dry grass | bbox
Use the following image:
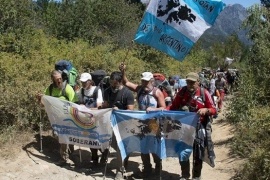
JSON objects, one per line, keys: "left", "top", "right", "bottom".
{"left": 0, "top": 127, "right": 34, "bottom": 159}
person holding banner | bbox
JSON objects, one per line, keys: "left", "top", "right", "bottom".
{"left": 119, "top": 63, "right": 166, "bottom": 178}
{"left": 37, "top": 70, "right": 77, "bottom": 166}
{"left": 102, "top": 71, "right": 135, "bottom": 179}
{"left": 76, "top": 72, "right": 105, "bottom": 166}
{"left": 167, "top": 72, "right": 216, "bottom": 180}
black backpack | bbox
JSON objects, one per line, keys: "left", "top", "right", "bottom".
{"left": 90, "top": 70, "right": 109, "bottom": 98}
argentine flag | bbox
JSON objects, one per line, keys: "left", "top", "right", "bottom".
{"left": 111, "top": 110, "right": 199, "bottom": 161}
{"left": 134, "top": 0, "right": 225, "bottom": 61}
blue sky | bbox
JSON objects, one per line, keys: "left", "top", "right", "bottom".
{"left": 222, "top": 0, "right": 261, "bottom": 7}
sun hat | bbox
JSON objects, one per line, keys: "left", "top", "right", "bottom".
{"left": 186, "top": 72, "right": 199, "bottom": 82}
{"left": 79, "top": 73, "right": 92, "bottom": 82}
{"left": 141, "top": 72, "right": 153, "bottom": 81}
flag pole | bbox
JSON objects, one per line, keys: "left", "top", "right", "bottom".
{"left": 122, "top": 40, "right": 134, "bottom": 63}
{"left": 39, "top": 107, "right": 43, "bottom": 153}
{"left": 103, "top": 137, "right": 112, "bottom": 180}
{"left": 79, "top": 145, "right": 82, "bottom": 163}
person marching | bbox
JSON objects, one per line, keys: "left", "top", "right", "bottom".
{"left": 167, "top": 72, "right": 216, "bottom": 180}
{"left": 215, "top": 73, "right": 227, "bottom": 112}
{"left": 77, "top": 72, "right": 105, "bottom": 166}
{"left": 37, "top": 70, "right": 78, "bottom": 166}
{"left": 119, "top": 62, "right": 166, "bottom": 178}
{"left": 102, "top": 71, "right": 135, "bottom": 179}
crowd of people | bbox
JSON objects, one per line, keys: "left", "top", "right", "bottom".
{"left": 36, "top": 63, "right": 239, "bottom": 180}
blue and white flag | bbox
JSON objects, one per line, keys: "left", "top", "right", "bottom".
{"left": 42, "top": 95, "right": 112, "bottom": 150}
{"left": 134, "top": 0, "right": 225, "bottom": 60}
{"left": 111, "top": 110, "right": 199, "bottom": 161}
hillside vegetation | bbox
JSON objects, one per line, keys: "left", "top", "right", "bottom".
{"left": 0, "top": 0, "right": 269, "bottom": 179}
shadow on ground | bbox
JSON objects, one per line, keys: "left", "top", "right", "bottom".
{"left": 22, "top": 133, "right": 147, "bottom": 179}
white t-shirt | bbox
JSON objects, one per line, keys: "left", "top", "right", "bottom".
{"left": 78, "top": 86, "right": 103, "bottom": 108}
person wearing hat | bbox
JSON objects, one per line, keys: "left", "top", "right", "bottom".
{"left": 77, "top": 72, "right": 105, "bottom": 166}
{"left": 77, "top": 72, "right": 103, "bottom": 108}
{"left": 166, "top": 72, "right": 217, "bottom": 180}
{"left": 119, "top": 62, "right": 166, "bottom": 178}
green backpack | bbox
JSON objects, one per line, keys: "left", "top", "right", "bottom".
{"left": 55, "top": 60, "right": 78, "bottom": 89}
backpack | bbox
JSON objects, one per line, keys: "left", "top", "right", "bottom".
{"left": 200, "top": 76, "right": 210, "bottom": 90}
{"left": 55, "top": 60, "right": 79, "bottom": 89}
{"left": 90, "top": 70, "right": 108, "bottom": 98}
{"left": 153, "top": 73, "right": 172, "bottom": 98}
{"left": 90, "top": 70, "right": 107, "bottom": 86}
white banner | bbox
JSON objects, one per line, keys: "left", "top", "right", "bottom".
{"left": 42, "top": 95, "right": 112, "bottom": 150}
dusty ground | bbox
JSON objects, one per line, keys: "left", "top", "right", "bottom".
{"left": 0, "top": 98, "right": 243, "bottom": 180}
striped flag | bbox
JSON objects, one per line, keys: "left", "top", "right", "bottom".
{"left": 42, "top": 95, "right": 112, "bottom": 150}
{"left": 134, "top": 0, "right": 225, "bottom": 60}
{"left": 111, "top": 110, "right": 199, "bottom": 161}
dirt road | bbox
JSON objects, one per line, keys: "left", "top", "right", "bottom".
{"left": 0, "top": 100, "right": 242, "bottom": 180}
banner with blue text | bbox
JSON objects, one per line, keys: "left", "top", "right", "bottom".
{"left": 42, "top": 95, "right": 112, "bottom": 150}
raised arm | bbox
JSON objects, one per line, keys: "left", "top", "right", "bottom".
{"left": 119, "top": 62, "right": 139, "bottom": 92}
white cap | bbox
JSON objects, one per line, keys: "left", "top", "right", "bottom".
{"left": 141, "top": 72, "right": 153, "bottom": 81}
{"left": 79, "top": 73, "right": 92, "bottom": 82}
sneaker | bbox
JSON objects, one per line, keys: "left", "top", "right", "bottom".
{"left": 192, "top": 177, "right": 201, "bottom": 180}
{"left": 114, "top": 170, "right": 124, "bottom": 180}
{"left": 180, "top": 178, "right": 188, "bottom": 180}
{"left": 55, "top": 158, "right": 74, "bottom": 166}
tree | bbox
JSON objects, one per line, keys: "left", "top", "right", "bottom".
{"left": 261, "top": 0, "right": 270, "bottom": 7}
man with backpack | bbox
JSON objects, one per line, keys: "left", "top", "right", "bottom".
{"left": 166, "top": 72, "right": 216, "bottom": 180}
{"left": 119, "top": 63, "right": 166, "bottom": 178}
{"left": 102, "top": 71, "right": 135, "bottom": 179}
{"left": 76, "top": 72, "right": 105, "bottom": 167}
{"left": 215, "top": 73, "right": 227, "bottom": 112}
{"left": 37, "top": 70, "right": 78, "bottom": 166}
{"left": 153, "top": 73, "right": 173, "bottom": 107}
{"left": 54, "top": 60, "right": 79, "bottom": 91}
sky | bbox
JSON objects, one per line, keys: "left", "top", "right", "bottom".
{"left": 222, "top": 0, "right": 261, "bottom": 8}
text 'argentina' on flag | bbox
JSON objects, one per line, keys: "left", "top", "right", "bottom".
{"left": 134, "top": 0, "right": 225, "bottom": 61}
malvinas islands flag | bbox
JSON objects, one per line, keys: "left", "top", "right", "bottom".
{"left": 134, "top": 0, "right": 225, "bottom": 60}
{"left": 42, "top": 95, "right": 112, "bottom": 150}
{"left": 111, "top": 110, "right": 199, "bottom": 161}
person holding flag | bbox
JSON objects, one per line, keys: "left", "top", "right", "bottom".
{"left": 166, "top": 72, "right": 216, "bottom": 180}
{"left": 102, "top": 71, "right": 135, "bottom": 179}
{"left": 119, "top": 62, "right": 166, "bottom": 178}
